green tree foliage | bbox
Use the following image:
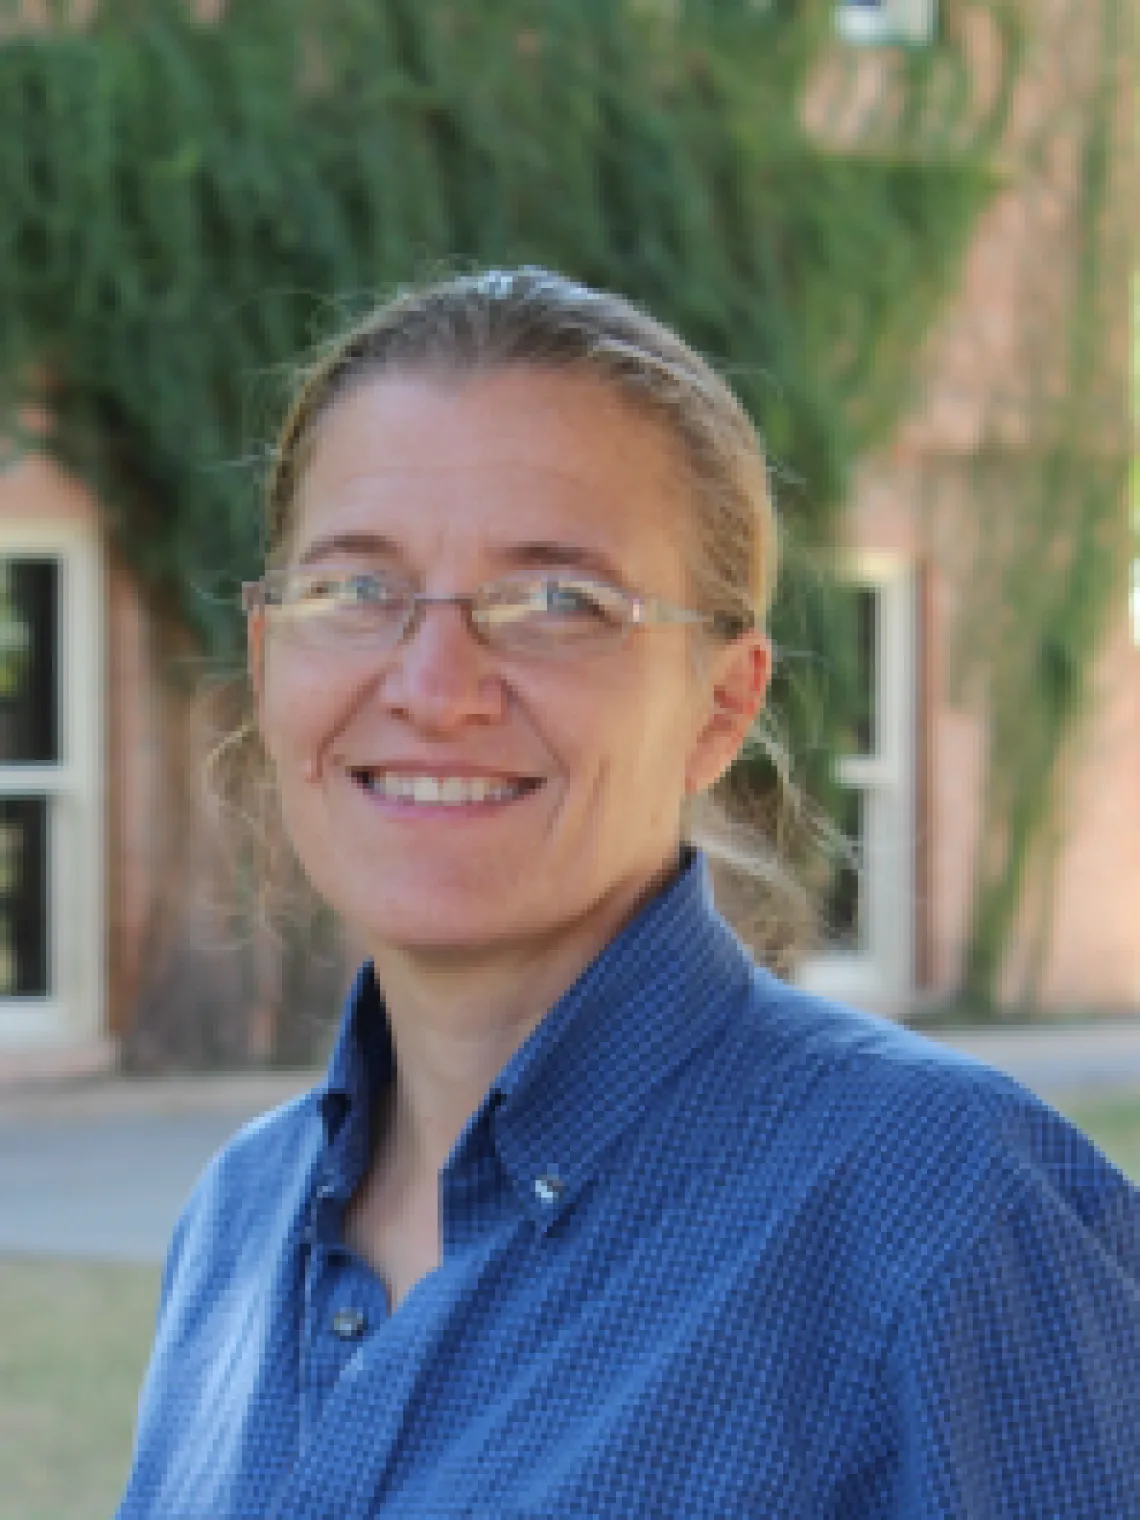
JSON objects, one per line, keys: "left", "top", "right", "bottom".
{"left": 0, "top": 0, "right": 1003, "bottom": 775}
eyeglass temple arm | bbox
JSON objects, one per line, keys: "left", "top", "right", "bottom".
{"left": 634, "top": 598, "right": 754, "bottom": 639}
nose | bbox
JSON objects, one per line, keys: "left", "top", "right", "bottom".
{"left": 379, "top": 599, "right": 506, "bottom": 733}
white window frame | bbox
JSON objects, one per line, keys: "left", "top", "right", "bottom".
{"left": 798, "top": 553, "right": 917, "bottom": 1016}
{"left": 0, "top": 517, "right": 106, "bottom": 1051}
{"left": 836, "top": 0, "right": 937, "bottom": 45}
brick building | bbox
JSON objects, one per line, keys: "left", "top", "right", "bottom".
{"left": 1, "top": 0, "right": 1136, "bottom": 1075}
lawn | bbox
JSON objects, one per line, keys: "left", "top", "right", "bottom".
{"left": 0, "top": 1257, "right": 159, "bottom": 1520}
{"left": 0, "top": 1095, "right": 1136, "bottom": 1520}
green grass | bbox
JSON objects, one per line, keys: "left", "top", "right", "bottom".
{"left": 0, "top": 1095, "right": 1135, "bottom": 1518}
{"left": 0, "top": 1258, "right": 159, "bottom": 1520}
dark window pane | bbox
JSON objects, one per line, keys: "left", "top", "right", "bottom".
{"left": 0, "top": 559, "right": 60, "bottom": 764}
{"left": 836, "top": 585, "right": 878, "bottom": 758}
{"left": 0, "top": 797, "right": 49, "bottom": 996}
{"left": 852, "top": 587, "right": 877, "bottom": 756}
{"left": 823, "top": 788, "right": 865, "bottom": 951}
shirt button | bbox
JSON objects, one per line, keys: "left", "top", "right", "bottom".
{"left": 331, "top": 1307, "right": 367, "bottom": 1341}
{"left": 534, "top": 1172, "right": 564, "bottom": 1205}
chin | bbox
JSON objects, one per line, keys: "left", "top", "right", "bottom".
{"left": 350, "top": 892, "right": 536, "bottom": 953}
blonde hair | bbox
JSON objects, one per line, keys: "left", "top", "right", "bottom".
{"left": 268, "top": 268, "right": 775, "bottom": 611}
{"left": 232, "top": 268, "right": 814, "bottom": 967}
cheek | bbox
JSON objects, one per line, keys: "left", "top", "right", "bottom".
{"left": 574, "top": 677, "right": 703, "bottom": 816}
{"left": 259, "top": 645, "right": 337, "bottom": 767}
{"left": 260, "top": 688, "right": 303, "bottom": 772}
{"left": 626, "top": 656, "right": 708, "bottom": 760}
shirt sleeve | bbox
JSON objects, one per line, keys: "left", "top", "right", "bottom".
{"left": 884, "top": 1116, "right": 1140, "bottom": 1517}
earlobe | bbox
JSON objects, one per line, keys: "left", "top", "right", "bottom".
{"left": 686, "top": 634, "right": 771, "bottom": 794}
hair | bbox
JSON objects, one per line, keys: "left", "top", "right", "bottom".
{"left": 216, "top": 267, "right": 816, "bottom": 972}
{"left": 266, "top": 268, "right": 777, "bottom": 620}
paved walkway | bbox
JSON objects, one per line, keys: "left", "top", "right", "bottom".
{"left": 926, "top": 1022, "right": 1140, "bottom": 1101}
{"left": 0, "top": 1071, "right": 318, "bottom": 1264}
{"left": 2, "top": 1023, "right": 1139, "bottom": 1264}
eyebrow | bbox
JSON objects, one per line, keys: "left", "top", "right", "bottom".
{"left": 493, "top": 541, "right": 630, "bottom": 585}
{"left": 295, "top": 532, "right": 630, "bottom": 585}
{"left": 296, "top": 532, "right": 402, "bottom": 568}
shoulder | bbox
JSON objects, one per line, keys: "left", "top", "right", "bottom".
{"left": 726, "top": 965, "right": 1060, "bottom": 1145}
{"left": 718, "top": 965, "right": 1031, "bottom": 1148}
{"left": 158, "top": 1088, "right": 326, "bottom": 1304}
{"left": 694, "top": 970, "right": 1137, "bottom": 1308}
{"left": 182, "top": 1086, "right": 326, "bottom": 1221}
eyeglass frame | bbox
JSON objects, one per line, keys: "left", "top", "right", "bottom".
{"left": 240, "top": 569, "right": 754, "bottom": 654}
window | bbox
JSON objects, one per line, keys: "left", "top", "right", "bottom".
{"left": 0, "top": 520, "right": 104, "bottom": 1050}
{"left": 0, "top": 560, "right": 58, "bottom": 997}
{"left": 799, "top": 556, "right": 917, "bottom": 1015}
{"left": 837, "top": 0, "right": 938, "bottom": 45}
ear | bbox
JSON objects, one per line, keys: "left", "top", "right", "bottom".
{"left": 685, "top": 632, "right": 771, "bottom": 795}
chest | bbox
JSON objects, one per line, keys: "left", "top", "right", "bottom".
{"left": 120, "top": 1177, "right": 887, "bottom": 1519}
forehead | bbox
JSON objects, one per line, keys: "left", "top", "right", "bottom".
{"left": 289, "top": 368, "right": 693, "bottom": 584}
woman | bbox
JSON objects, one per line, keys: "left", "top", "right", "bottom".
{"left": 118, "top": 269, "right": 1139, "bottom": 1518}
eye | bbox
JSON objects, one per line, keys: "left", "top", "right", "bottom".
{"left": 339, "top": 573, "right": 394, "bottom": 606}
{"left": 298, "top": 575, "right": 342, "bottom": 604}
{"left": 291, "top": 572, "right": 398, "bottom": 606}
{"left": 542, "top": 579, "right": 624, "bottom": 623}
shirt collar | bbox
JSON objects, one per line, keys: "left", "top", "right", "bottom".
{"left": 488, "top": 850, "right": 751, "bottom": 1229}
{"left": 319, "top": 960, "right": 393, "bottom": 1147}
{"left": 317, "top": 851, "right": 753, "bottom": 1228}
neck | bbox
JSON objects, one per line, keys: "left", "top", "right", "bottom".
{"left": 367, "top": 862, "right": 680, "bottom": 1175}
{"left": 368, "top": 936, "right": 588, "bottom": 1176}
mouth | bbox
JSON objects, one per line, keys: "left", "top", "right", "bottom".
{"left": 349, "top": 770, "right": 543, "bottom": 808}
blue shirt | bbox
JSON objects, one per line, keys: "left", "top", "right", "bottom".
{"left": 117, "top": 854, "right": 1140, "bottom": 1518}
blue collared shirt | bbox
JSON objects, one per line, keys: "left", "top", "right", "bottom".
{"left": 117, "top": 854, "right": 1140, "bottom": 1518}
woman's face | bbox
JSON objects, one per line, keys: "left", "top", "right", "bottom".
{"left": 252, "top": 367, "right": 768, "bottom": 970}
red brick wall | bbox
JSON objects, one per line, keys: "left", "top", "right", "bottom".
{"left": 835, "top": 0, "right": 1137, "bottom": 1011}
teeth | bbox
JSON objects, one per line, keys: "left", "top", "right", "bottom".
{"left": 358, "top": 772, "right": 531, "bottom": 806}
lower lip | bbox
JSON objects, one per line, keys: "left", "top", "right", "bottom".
{"left": 352, "top": 777, "right": 542, "bottom": 819}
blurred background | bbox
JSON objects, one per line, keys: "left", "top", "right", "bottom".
{"left": 0, "top": 2, "right": 1135, "bottom": 1515}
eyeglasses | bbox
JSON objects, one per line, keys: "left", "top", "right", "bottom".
{"left": 241, "top": 570, "right": 752, "bottom": 657}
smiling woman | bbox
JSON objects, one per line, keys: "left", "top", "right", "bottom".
{"left": 115, "top": 270, "right": 1140, "bottom": 1520}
